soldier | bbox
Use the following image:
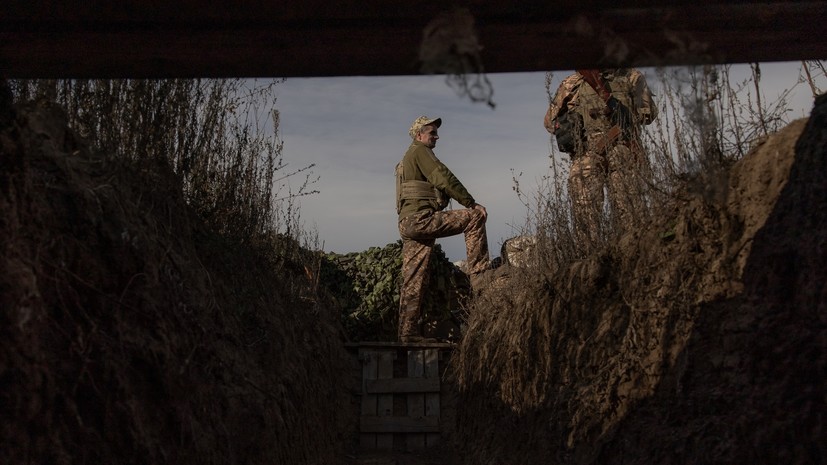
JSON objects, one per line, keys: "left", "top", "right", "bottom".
{"left": 544, "top": 68, "right": 657, "bottom": 246}
{"left": 396, "top": 116, "right": 490, "bottom": 343}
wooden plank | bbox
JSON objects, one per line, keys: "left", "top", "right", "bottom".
{"left": 3, "top": 2, "right": 827, "bottom": 78}
{"left": 346, "top": 341, "right": 456, "bottom": 349}
{"left": 407, "top": 350, "right": 426, "bottom": 450}
{"left": 376, "top": 351, "right": 394, "bottom": 451}
{"left": 424, "top": 349, "right": 440, "bottom": 447}
{"left": 360, "top": 416, "right": 440, "bottom": 434}
{"left": 366, "top": 377, "right": 440, "bottom": 394}
{"left": 359, "top": 350, "right": 378, "bottom": 449}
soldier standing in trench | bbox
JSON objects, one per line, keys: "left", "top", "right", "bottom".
{"left": 544, "top": 68, "right": 658, "bottom": 247}
{"left": 396, "top": 116, "right": 490, "bottom": 343}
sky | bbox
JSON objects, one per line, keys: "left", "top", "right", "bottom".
{"left": 273, "top": 62, "right": 821, "bottom": 262}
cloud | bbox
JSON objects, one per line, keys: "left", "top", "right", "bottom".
{"left": 274, "top": 63, "right": 820, "bottom": 262}
{"left": 275, "top": 72, "right": 554, "bottom": 261}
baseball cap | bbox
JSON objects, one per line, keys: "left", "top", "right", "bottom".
{"left": 409, "top": 116, "right": 442, "bottom": 139}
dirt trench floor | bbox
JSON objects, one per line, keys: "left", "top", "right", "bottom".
{"left": 354, "top": 446, "right": 459, "bottom": 465}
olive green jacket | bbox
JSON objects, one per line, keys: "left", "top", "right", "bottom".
{"left": 397, "top": 140, "right": 475, "bottom": 220}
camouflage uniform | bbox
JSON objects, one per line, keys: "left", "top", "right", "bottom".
{"left": 397, "top": 116, "right": 490, "bottom": 341}
{"left": 544, "top": 69, "right": 657, "bottom": 246}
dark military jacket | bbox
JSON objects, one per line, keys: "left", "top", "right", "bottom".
{"left": 397, "top": 140, "right": 475, "bottom": 220}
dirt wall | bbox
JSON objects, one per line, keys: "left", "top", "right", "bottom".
{"left": 0, "top": 96, "right": 355, "bottom": 464}
{"left": 453, "top": 97, "right": 825, "bottom": 464}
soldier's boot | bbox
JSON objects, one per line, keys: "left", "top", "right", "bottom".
{"left": 399, "top": 325, "right": 437, "bottom": 343}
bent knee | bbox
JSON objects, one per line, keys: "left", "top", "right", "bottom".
{"left": 468, "top": 208, "right": 487, "bottom": 228}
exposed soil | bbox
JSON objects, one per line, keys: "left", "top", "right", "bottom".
{"left": 454, "top": 96, "right": 826, "bottom": 464}
{"left": 2, "top": 84, "right": 824, "bottom": 465}
{"left": 1, "top": 95, "right": 356, "bottom": 464}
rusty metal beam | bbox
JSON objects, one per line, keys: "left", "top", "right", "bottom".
{"left": 1, "top": 1, "right": 825, "bottom": 78}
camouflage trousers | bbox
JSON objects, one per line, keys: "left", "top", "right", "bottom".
{"left": 569, "top": 139, "right": 650, "bottom": 247}
{"left": 397, "top": 208, "right": 489, "bottom": 339}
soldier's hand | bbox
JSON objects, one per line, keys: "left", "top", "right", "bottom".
{"left": 605, "top": 97, "right": 634, "bottom": 139}
{"left": 605, "top": 96, "right": 620, "bottom": 113}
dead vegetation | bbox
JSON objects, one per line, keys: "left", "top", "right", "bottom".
{"left": 2, "top": 60, "right": 826, "bottom": 465}
{"left": 0, "top": 82, "right": 353, "bottom": 464}
{"left": 9, "top": 79, "right": 319, "bottom": 245}
{"left": 453, "top": 63, "right": 826, "bottom": 464}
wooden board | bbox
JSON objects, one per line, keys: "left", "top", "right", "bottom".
{"left": 353, "top": 345, "right": 446, "bottom": 451}
{"left": 360, "top": 416, "right": 440, "bottom": 433}
{"left": 365, "top": 377, "right": 440, "bottom": 394}
{"left": 359, "top": 351, "right": 378, "bottom": 449}
{"left": 407, "top": 350, "right": 426, "bottom": 450}
{"left": 3, "top": 2, "right": 826, "bottom": 77}
{"left": 375, "top": 351, "right": 394, "bottom": 450}
{"left": 424, "top": 349, "right": 440, "bottom": 447}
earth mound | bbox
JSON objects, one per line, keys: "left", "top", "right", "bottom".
{"left": 454, "top": 96, "right": 825, "bottom": 464}
{"left": 4, "top": 83, "right": 825, "bottom": 465}
{"left": 1, "top": 94, "right": 354, "bottom": 464}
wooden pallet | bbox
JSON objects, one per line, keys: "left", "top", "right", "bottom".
{"left": 347, "top": 342, "right": 455, "bottom": 452}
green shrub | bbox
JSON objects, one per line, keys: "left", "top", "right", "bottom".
{"left": 320, "top": 241, "right": 467, "bottom": 341}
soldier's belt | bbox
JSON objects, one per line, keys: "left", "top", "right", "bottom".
{"left": 400, "top": 180, "right": 438, "bottom": 200}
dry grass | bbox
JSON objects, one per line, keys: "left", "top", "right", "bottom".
{"left": 511, "top": 62, "right": 825, "bottom": 268}
{"left": 9, "top": 79, "right": 318, "bottom": 252}
{"left": 0, "top": 94, "right": 352, "bottom": 464}
{"left": 453, "top": 61, "right": 826, "bottom": 465}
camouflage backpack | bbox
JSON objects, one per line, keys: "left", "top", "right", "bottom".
{"left": 554, "top": 105, "right": 586, "bottom": 154}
